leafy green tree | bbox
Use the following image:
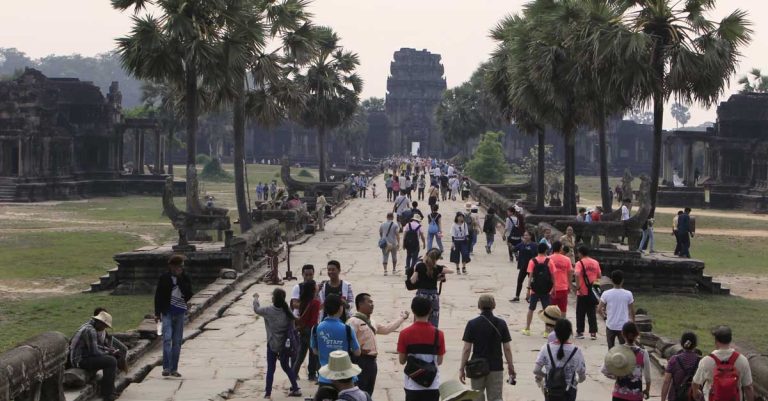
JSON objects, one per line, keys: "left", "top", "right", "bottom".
{"left": 465, "top": 132, "right": 510, "bottom": 184}
{"left": 625, "top": 108, "right": 655, "bottom": 125}
{"left": 297, "top": 27, "right": 362, "bottom": 182}
{"left": 610, "top": 0, "right": 752, "bottom": 215}
{"left": 361, "top": 97, "right": 385, "bottom": 113}
{"left": 670, "top": 103, "right": 691, "bottom": 128}
{"left": 738, "top": 68, "right": 768, "bottom": 93}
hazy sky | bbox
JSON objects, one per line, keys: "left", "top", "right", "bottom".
{"left": 3, "top": 0, "right": 767, "bottom": 128}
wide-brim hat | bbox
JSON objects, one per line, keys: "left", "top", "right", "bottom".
{"left": 604, "top": 345, "right": 637, "bottom": 377}
{"left": 92, "top": 311, "right": 113, "bottom": 328}
{"left": 439, "top": 379, "right": 481, "bottom": 401}
{"left": 538, "top": 305, "right": 563, "bottom": 326}
{"left": 318, "top": 350, "right": 362, "bottom": 380}
{"left": 465, "top": 202, "right": 472, "bottom": 210}
{"left": 412, "top": 214, "right": 423, "bottom": 222}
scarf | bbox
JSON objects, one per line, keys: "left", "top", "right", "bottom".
{"left": 353, "top": 312, "right": 376, "bottom": 334}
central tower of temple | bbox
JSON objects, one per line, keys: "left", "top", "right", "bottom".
{"left": 385, "top": 48, "right": 447, "bottom": 157}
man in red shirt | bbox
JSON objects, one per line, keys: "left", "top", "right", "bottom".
{"left": 573, "top": 246, "right": 602, "bottom": 340}
{"left": 397, "top": 296, "right": 446, "bottom": 401}
{"left": 549, "top": 241, "right": 573, "bottom": 315}
{"left": 523, "top": 243, "right": 556, "bottom": 336}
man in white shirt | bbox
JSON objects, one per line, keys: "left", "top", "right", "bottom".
{"left": 692, "top": 326, "right": 755, "bottom": 401}
{"left": 393, "top": 191, "right": 412, "bottom": 226}
{"left": 598, "top": 270, "right": 635, "bottom": 349}
{"left": 620, "top": 199, "right": 632, "bottom": 244}
{"left": 290, "top": 264, "right": 316, "bottom": 316}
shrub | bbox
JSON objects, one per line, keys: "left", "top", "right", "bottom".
{"left": 465, "top": 131, "right": 510, "bottom": 184}
{"left": 196, "top": 153, "right": 212, "bottom": 165}
{"left": 200, "top": 158, "right": 233, "bottom": 182}
{"left": 298, "top": 169, "right": 314, "bottom": 178}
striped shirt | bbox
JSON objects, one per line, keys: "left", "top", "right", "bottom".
{"left": 169, "top": 276, "right": 188, "bottom": 315}
{"left": 69, "top": 320, "right": 110, "bottom": 367}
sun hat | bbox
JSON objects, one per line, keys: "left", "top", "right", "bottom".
{"left": 439, "top": 379, "right": 481, "bottom": 401}
{"left": 465, "top": 202, "right": 472, "bottom": 210}
{"left": 318, "top": 350, "right": 362, "bottom": 381}
{"left": 538, "top": 305, "right": 562, "bottom": 326}
{"left": 604, "top": 345, "right": 637, "bottom": 377}
{"left": 412, "top": 214, "right": 423, "bottom": 222}
{"left": 92, "top": 311, "right": 113, "bottom": 328}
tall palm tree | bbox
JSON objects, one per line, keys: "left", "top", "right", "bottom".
{"left": 609, "top": 0, "right": 752, "bottom": 215}
{"left": 297, "top": 27, "right": 363, "bottom": 182}
{"left": 113, "top": 0, "right": 229, "bottom": 211}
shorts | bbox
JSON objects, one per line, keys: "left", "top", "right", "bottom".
{"left": 528, "top": 293, "right": 551, "bottom": 311}
{"left": 382, "top": 245, "right": 397, "bottom": 264}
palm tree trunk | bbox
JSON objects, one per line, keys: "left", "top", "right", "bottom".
{"left": 649, "top": 44, "right": 665, "bottom": 218}
{"left": 564, "top": 128, "right": 577, "bottom": 215}
{"left": 537, "top": 130, "right": 546, "bottom": 212}
{"left": 318, "top": 125, "right": 327, "bottom": 182}
{"left": 185, "top": 64, "right": 198, "bottom": 212}
{"left": 598, "top": 117, "right": 611, "bottom": 212}
{"left": 234, "top": 77, "right": 252, "bottom": 233}
{"left": 166, "top": 127, "right": 174, "bottom": 176}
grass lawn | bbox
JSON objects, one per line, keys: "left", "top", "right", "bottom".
{"left": 51, "top": 196, "right": 180, "bottom": 224}
{"left": 0, "top": 293, "right": 153, "bottom": 352}
{"left": 635, "top": 294, "right": 768, "bottom": 353}
{"left": 649, "top": 232, "right": 768, "bottom": 275}
{"left": 0, "top": 231, "right": 146, "bottom": 286}
{"left": 655, "top": 212, "right": 768, "bottom": 231}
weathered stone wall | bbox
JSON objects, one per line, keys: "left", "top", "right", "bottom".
{"left": 9, "top": 176, "right": 185, "bottom": 202}
{"left": 0, "top": 332, "right": 68, "bottom": 401}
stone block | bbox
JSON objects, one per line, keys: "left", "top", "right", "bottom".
{"left": 219, "top": 269, "right": 237, "bottom": 279}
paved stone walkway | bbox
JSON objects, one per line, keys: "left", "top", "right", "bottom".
{"left": 118, "top": 175, "right": 661, "bottom": 401}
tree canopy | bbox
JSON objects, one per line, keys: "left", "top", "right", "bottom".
{"left": 465, "top": 131, "right": 510, "bottom": 184}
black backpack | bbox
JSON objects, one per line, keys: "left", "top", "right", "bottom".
{"left": 545, "top": 344, "right": 578, "bottom": 401}
{"left": 403, "top": 223, "right": 421, "bottom": 250}
{"left": 530, "top": 258, "right": 554, "bottom": 295}
{"left": 672, "top": 354, "right": 700, "bottom": 401}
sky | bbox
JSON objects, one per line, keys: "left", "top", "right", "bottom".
{"left": 2, "top": 0, "right": 767, "bottom": 128}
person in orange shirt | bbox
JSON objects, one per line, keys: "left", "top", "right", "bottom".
{"left": 549, "top": 241, "right": 574, "bottom": 316}
{"left": 573, "top": 246, "right": 602, "bottom": 340}
{"left": 522, "top": 243, "right": 556, "bottom": 336}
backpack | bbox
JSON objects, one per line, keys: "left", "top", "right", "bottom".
{"left": 312, "top": 322, "right": 353, "bottom": 354}
{"left": 530, "top": 258, "right": 554, "bottom": 294}
{"left": 709, "top": 352, "right": 741, "bottom": 401}
{"left": 545, "top": 344, "right": 578, "bottom": 401}
{"left": 671, "top": 354, "right": 700, "bottom": 401}
{"left": 284, "top": 321, "right": 300, "bottom": 361}
{"left": 428, "top": 213, "right": 439, "bottom": 235}
{"left": 404, "top": 223, "right": 421, "bottom": 250}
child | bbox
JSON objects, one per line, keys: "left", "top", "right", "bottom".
{"left": 372, "top": 183, "right": 378, "bottom": 199}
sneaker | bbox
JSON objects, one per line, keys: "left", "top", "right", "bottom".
{"left": 308, "top": 375, "right": 318, "bottom": 382}
{"left": 161, "top": 370, "right": 170, "bottom": 377}
{"left": 170, "top": 371, "right": 182, "bottom": 378}
{"left": 462, "top": 267, "right": 467, "bottom": 274}
{"left": 591, "top": 333, "right": 598, "bottom": 340}
{"left": 575, "top": 333, "right": 585, "bottom": 340}
{"left": 485, "top": 246, "right": 491, "bottom": 254}
{"left": 521, "top": 329, "right": 531, "bottom": 336}
{"left": 383, "top": 270, "right": 388, "bottom": 276}
{"left": 510, "top": 297, "right": 520, "bottom": 302}
{"left": 542, "top": 331, "right": 549, "bottom": 338}
{"left": 288, "top": 389, "right": 302, "bottom": 397}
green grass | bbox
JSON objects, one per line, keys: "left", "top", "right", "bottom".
{"left": 635, "top": 294, "right": 768, "bottom": 353}
{"left": 649, "top": 232, "right": 768, "bottom": 275}
{"left": 655, "top": 212, "right": 768, "bottom": 231}
{"left": 0, "top": 232, "right": 146, "bottom": 284}
{"left": 0, "top": 293, "right": 153, "bottom": 352}
{"left": 52, "top": 196, "right": 178, "bottom": 223}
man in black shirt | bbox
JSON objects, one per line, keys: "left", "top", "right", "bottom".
{"left": 459, "top": 295, "right": 516, "bottom": 401}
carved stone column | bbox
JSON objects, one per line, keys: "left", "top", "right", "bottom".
{"left": 138, "top": 130, "right": 146, "bottom": 175}
{"left": 17, "top": 138, "right": 23, "bottom": 177}
{"left": 133, "top": 130, "right": 140, "bottom": 175}
{"left": 155, "top": 129, "right": 162, "bottom": 175}
{"left": 684, "top": 140, "right": 694, "bottom": 187}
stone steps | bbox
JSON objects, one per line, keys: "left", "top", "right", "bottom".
{"left": 87, "top": 268, "right": 119, "bottom": 293}
{"left": 696, "top": 274, "right": 731, "bottom": 295}
{"left": 0, "top": 184, "right": 17, "bottom": 201}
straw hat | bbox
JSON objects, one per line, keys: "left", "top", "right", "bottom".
{"left": 318, "top": 350, "right": 362, "bottom": 380}
{"left": 412, "top": 214, "right": 423, "bottom": 222}
{"left": 604, "top": 345, "right": 637, "bottom": 377}
{"left": 439, "top": 379, "right": 481, "bottom": 401}
{"left": 538, "top": 305, "right": 562, "bottom": 326}
{"left": 464, "top": 202, "right": 473, "bottom": 210}
{"left": 92, "top": 311, "right": 113, "bottom": 328}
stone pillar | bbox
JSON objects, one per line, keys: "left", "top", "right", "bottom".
{"left": 138, "top": 130, "right": 146, "bottom": 175}
{"left": 117, "top": 129, "right": 124, "bottom": 173}
{"left": 684, "top": 141, "right": 694, "bottom": 187}
{"left": 159, "top": 135, "right": 165, "bottom": 175}
{"left": 133, "top": 130, "right": 140, "bottom": 175}
{"left": 155, "top": 129, "right": 162, "bottom": 175}
{"left": 662, "top": 139, "right": 673, "bottom": 183}
{"left": 17, "top": 138, "right": 23, "bottom": 177}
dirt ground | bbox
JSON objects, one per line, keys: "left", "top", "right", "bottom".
{"left": 715, "top": 275, "right": 768, "bottom": 300}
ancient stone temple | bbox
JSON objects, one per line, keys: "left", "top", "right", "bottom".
{"left": 386, "top": 48, "right": 447, "bottom": 157}
{"left": 658, "top": 92, "right": 768, "bottom": 211}
{"left": 0, "top": 68, "right": 178, "bottom": 201}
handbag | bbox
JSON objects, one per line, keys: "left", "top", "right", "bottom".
{"left": 465, "top": 315, "right": 502, "bottom": 379}
{"left": 449, "top": 247, "right": 460, "bottom": 264}
{"left": 580, "top": 261, "right": 602, "bottom": 305}
{"left": 379, "top": 222, "right": 394, "bottom": 249}
{"left": 404, "top": 329, "right": 440, "bottom": 387}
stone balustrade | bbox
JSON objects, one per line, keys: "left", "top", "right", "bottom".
{"left": 0, "top": 332, "right": 68, "bottom": 401}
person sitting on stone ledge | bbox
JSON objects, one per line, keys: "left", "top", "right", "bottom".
{"left": 69, "top": 311, "right": 121, "bottom": 401}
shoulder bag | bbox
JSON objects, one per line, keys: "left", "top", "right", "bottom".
{"left": 464, "top": 315, "right": 502, "bottom": 379}
{"left": 580, "top": 261, "right": 602, "bottom": 305}
{"left": 379, "top": 222, "right": 394, "bottom": 249}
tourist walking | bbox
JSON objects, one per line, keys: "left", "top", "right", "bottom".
{"left": 392, "top": 175, "right": 401, "bottom": 199}
{"left": 319, "top": 351, "right": 372, "bottom": 401}
{"left": 253, "top": 289, "right": 302, "bottom": 398}
{"left": 408, "top": 248, "right": 447, "bottom": 327}
{"left": 677, "top": 208, "right": 693, "bottom": 258}
{"left": 660, "top": 332, "right": 700, "bottom": 401}
{"left": 394, "top": 190, "right": 412, "bottom": 227}
{"left": 397, "top": 296, "right": 447, "bottom": 401}
{"left": 379, "top": 212, "right": 401, "bottom": 275}
{"left": 599, "top": 270, "right": 635, "bottom": 349}
{"left": 459, "top": 295, "right": 516, "bottom": 401}
{"left": 482, "top": 208, "right": 497, "bottom": 254}
{"left": 154, "top": 254, "right": 193, "bottom": 377}
{"left": 428, "top": 184, "right": 440, "bottom": 208}
{"left": 461, "top": 177, "right": 471, "bottom": 201}
{"left": 673, "top": 210, "right": 683, "bottom": 256}
{"left": 293, "top": 279, "right": 321, "bottom": 381}
{"left": 311, "top": 294, "right": 361, "bottom": 386}
{"left": 319, "top": 260, "right": 354, "bottom": 321}
{"left": 523, "top": 243, "right": 555, "bottom": 336}
{"left": 386, "top": 175, "right": 394, "bottom": 201}
{"left": 504, "top": 207, "right": 524, "bottom": 262}
{"left": 450, "top": 212, "right": 471, "bottom": 275}
{"left": 638, "top": 217, "right": 655, "bottom": 254}
{"left": 466, "top": 205, "right": 479, "bottom": 255}
{"left": 403, "top": 215, "right": 426, "bottom": 270}
{"left": 427, "top": 204, "right": 444, "bottom": 252}
{"left": 450, "top": 176, "right": 460, "bottom": 201}
{"left": 512, "top": 231, "right": 538, "bottom": 302}
{"left": 418, "top": 175, "right": 427, "bottom": 201}
{"left": 316, "top": 191, "right": 328, "bottom": 231}
{"left": 602, "top": 322, "right": 651, "bottom": 401}
{"left": 549, "top": 241, "right": 574, "bottom": 315}
{"left": 69, "top": 311, "right": 120, "bottom": 401}
{"left": 574, "top": 246, "right": 601, "bottom": 340}
{"left": 440, "top": 174, "right": 450, "bottom": 201}
{"left": 411, "top": 201, "right": 425, "bottom": 221}
{"left": 692, "top": 326, "right": 755, "bottom": 401}
{"left": 348, "top": 293, "right": 410, "bottom": 395}
{"left": 534, "top": 319, "right": 586, "bottom": 401}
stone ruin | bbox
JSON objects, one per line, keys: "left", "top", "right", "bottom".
{"left": 0, "top": 68, "right": 183, "bottom": 202}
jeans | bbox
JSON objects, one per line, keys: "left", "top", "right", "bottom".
{"left": 266, "top": 348, "right": 299, "bottom": 396}
{"left": 470, "top": 370, "right": 504, "bottom": 401}
{"left": 427, "top": 233, "right": 443, "bottom": 252}
{"left": 469, "top": 231, "right": 477, "bottom": 254}
{"left": 606, "top": 328, "right": 626, "bottom": 349}
{"left": 417, "top": 289, "right": 440, "bottom": 327}
{"left": 356, "top": 355, "right": 378, "bottom": 395}
{"left": 679, "top": 231, "right": 691, "bottom": 258}
{"left": 406, "top": 248, "right": 420, "bottom": 269}
{"left": 515, "top": 267, "right": 528, "bottom": 298}
{"left": 293, "top": 327, "right": 319, "bottom": 379}
{"left": 576, "top": 296, "right": 598, "bottom": 335}
{"left": 418, "top": 188, "right": 425, "bottom": 200}
{"left": 485, "top": 233, "right": 494, "bottom": 249}
{"left": 673, "top": 231, "right": 681, "bottom": 255}
{"left": 78, "top": 355, "right": 117, "bottom": 400}
{"left": 386, "top": 188, "right": 392, "bottom": 201}
{"left": 162, "top": 313, "right": 185, "bottom": 372}
{"left": 638, "top": 227, "right": 654, "bottom": 252}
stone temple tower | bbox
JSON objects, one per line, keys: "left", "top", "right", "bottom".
{"left": 385, "top": 48, "right": 447, "bottom": 157}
